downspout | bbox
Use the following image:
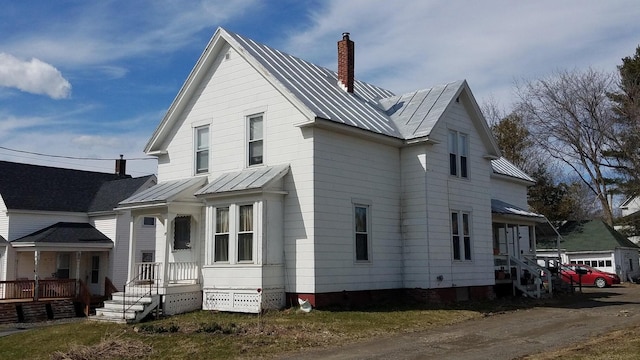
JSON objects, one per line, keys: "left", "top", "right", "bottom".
{"left": 420, "top": 150, "right": 432, "bottom": 289}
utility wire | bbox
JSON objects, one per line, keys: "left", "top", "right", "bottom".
{"left": 0, "top": 146, "right": 155, "bottom": 161}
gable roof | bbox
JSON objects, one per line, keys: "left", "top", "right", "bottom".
{"left": 145, "top": 27, "right": 500, "bottom": 157}
{"left": 538, "top": 220, "right": 639, "bottom": 251}
{"left": 0, "top": 160, "right": 152, "bottom": 213}
{"left": 12, "top": 222, "right": 112, "bottom": 245}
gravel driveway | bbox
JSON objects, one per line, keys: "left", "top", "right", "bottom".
{"left": 280, "top": 283, "right": 640, "bottom": 360}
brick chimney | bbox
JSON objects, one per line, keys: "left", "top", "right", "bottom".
{"left": 115, "top": 154, "right": 126, "bottom": 176}
{"left": 337, "top": 32, "right": 354, "bottom": 93}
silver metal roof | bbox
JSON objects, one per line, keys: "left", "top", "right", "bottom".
{"left": 225, "top": 29, "right": 465, "bottom": 141}
{"left": 491, "top": 157, "right": 535, "bottom": 183}
{"left": 119, "top": 177, "right": 206, "bottom": 206}
{"left": 491, "top": 199, "right": 545, "bottom": 220}
{"left": 380, "top": 81, "right": 464, "bottom": 139}
{"left": 196, "top": 164, "right": 289, "bottom": 196}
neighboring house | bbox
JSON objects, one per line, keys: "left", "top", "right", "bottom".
{"left": 115, "top": 28, "right": 547, "bottom": 317}
{"left": 617, "top": 196, "right": 640, "bottom": 244}
{"left": 0, "top": 159, "right": 156, "bottom": 301}
{"left": 537, "top": 220, "right": 640, "bottom": 282}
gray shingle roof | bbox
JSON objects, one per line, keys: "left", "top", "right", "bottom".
{"left": 12, "top": 222, "right": 112, "bottom": 245}
{"left": 0, "top": 160, "right": 150, "bottom": 212}
{"left": 195, "top": 164, "right": 289, "bottom": 196}
{"left": 88, "top": 175, "right": 155, "bottom": 212}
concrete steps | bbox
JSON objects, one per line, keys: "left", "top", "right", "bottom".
{"left": 90, "top": 291, "right": 160, "bottom": 324}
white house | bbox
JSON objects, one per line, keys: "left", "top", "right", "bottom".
{"left": 114, "top": 28, "right": 546, "bottom": 317}
{"left": 0, "top": 159, "right": 156, "bottom": 319}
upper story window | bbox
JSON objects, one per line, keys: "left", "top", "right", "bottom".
{"left": 248, "top": 114, "right": 263, "bottom": 166}
{"left": 355, "top": 204, "right": 370, "bottom": 262}
{"left": 451, "top": 211, "right": 471, "bottom": 261}
{"left": 143, "top": 217, "right": 155, "bottom": 226}
{"left": 448, "top": 130, "right": 468, "bottom": 178}
{"left": 195, "top": 126, "right": 209, "bottom": 174}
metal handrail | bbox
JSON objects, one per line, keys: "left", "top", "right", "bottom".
{"left": 122, "top": 264, "right": 160, "bottom": 320}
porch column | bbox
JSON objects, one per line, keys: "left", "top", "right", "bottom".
{"left": 75, "top": 251, "right": 81, "bottom": 296}
{"left": 160, "top": 213, "right": 176, "bottom": 287}
{"left": 34, "top": 250, "right": 40, "bottom": 301}
{"left": 127, "top": 214, "right": 139, "bottom": 283}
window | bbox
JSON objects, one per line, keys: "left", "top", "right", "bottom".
{"left": 174, "top": 216, "right": 191, "bottom": 250}
{"left": 248, "top": 114, "right": 263, "bottom": 166}
{"left": 606, "top": 260, "right": 612, "bottom": 267}
{"left": 355, "top": 205, "right": 369, "bottom": 261}
{"left": 141, "top": 252, "right": 154, "bottom": 263}
{"left": 195, "top": 126, "right": 209, "bottom": 174}
{"left": 143, "top": 217, "right": 155, "bottom": 226}
{"left": 449, "top": 130, "right": 468, "bottom": 178}
{"left": 237, "top": 205, "right": 253, "bottom": 261}
{"left": 91, "top": 255, "right": 99, "bottom": 284}
{"left": 56, "top": 253, "right": 70, "bottom": 279}
{"left": 451, "top": 211, "right": 471, "bottom": 260}
{"left": 215, "top": 207, "right": 230, "bottom": 262}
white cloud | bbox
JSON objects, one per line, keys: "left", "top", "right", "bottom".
{"left": 0, "top": 53, "right": 71, "bottom": 99}
{"left": 1, "top": 0, "right": 258, "bottom": 67}
{"left": 283, "top": 0, "right": 640, "bottom": 108}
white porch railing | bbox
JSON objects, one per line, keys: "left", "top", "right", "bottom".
{"left": 168, "top": 262, "right": 199, "bottom": 283}
{"left": 137, "top": 262, "right": 161, "bottom": 282}
{"left": 135, "top": 262, "right": 199, "bottom": 284}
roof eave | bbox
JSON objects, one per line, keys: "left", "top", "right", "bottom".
{"left": 296, "top": 117, "right": 404, "bottom": 147}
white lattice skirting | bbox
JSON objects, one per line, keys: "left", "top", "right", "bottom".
{"left": 203, "top": 288, "right": 285, "bottom": 313}
{"left": 163, "top": 291, "right": 203, "bottom": 315}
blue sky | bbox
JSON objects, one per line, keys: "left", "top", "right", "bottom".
{"left": 1, "top": 0, "right": 639, "bottom": 177}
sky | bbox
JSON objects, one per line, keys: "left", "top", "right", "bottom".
{"left": 1, "top": 0, "right": 639, "bottom": 177}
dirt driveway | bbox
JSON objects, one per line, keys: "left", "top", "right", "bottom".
{"left": 280, "top": 283, "right": 640, "bottom": 360}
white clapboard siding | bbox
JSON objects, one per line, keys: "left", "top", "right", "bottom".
{"left": 159, "top": 44, "right": 315, "bottom": 294}
{"left": 312, "top": 128, "right": 403, "bottom": 292}
{"left": 8, "top": 212, "right": 88, "bottom": 240}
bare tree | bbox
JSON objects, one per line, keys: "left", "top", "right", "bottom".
{"left": 515, "top": 68, "right": 617, "bottom": 225}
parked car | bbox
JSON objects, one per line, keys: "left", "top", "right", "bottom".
{"left": 560, "top": 264, "right": 621, "bottom": 288}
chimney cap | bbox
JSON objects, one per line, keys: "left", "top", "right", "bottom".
{"left": 342, "top": 32, "right": 350, "bottom": 40}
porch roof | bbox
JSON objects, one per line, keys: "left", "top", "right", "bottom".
{"left": 118, "top": 177, "right": 206, "bottom": 209}
{"left": 195, "top": 164, "right": 290, "bottom": 196}
{"left": 0, "top": 235, "right": 7, "bottom": 244}
{"left": 491, "top": 199, "right": 546, "bottom": 222}
{"left": 11, "top": 222, "right": 112, "bottom": 248}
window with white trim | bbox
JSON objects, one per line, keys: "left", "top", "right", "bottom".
{"left": 355, "top": 205, "right": 369, "bottom": 261}
{"left": 451, "top": 211, "right": 471, "bottom": 260}
{"left": 195, "top": 126, "right": 209, "bottom": 174}
{"left": 174, "top": 216, "right": 191, "bottom": 250}
{"left": 214, "top": 207, "right": 230, "bottom": 262}
{"left": 248, "top": 114, "right": 263, "bottom": 166}
{"left": 449, "top": 130, "right": 468, "bottom": 178}
{"left": 237, "top": 205, "right": 254, "bottom": 262}
{"left": 143, "top": 217, "right": 155, "bottom": 226}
